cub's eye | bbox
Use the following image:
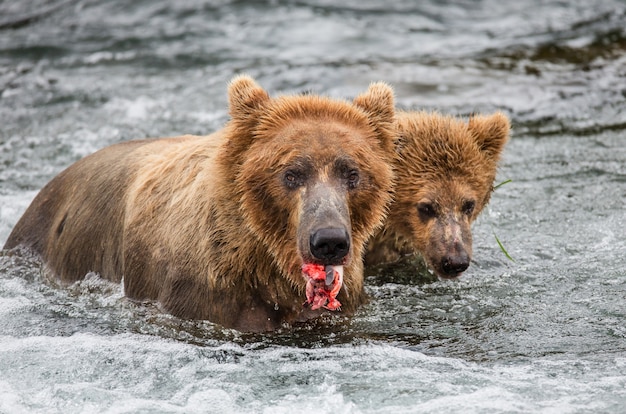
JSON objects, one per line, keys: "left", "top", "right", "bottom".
{"left": 462, "top": 200, "right": 476, "bottom": 216}
{"left": 346, "top": 169, "right": 360, "bottom": 190}
{"left": 417, "top": 202, "right": 436, "bottom": 221}
{"left": 283, "top": 170, "right": 305, "bottom": 190}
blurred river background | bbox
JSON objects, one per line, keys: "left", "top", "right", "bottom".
{"left": 1, "top": 0, "right": 625, "bottom": 412}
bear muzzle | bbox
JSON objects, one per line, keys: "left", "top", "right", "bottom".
{"left": 309, "top": 227, "right": 350, "bottom": 265}
{"left": 427, "top": 213, "right": 473, "bottom": 279}
{"left": 298, "top": 181, "right": 352, "bottom": 267}
{"left": 439, "top": 250, "right": 470, "bottom": 278}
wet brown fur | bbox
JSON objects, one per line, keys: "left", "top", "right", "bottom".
{"left": 4, "top": 75, "right": 396, "bottom": 331}
{"left": 365, "top": 111, "right": 510, "bottom": 278}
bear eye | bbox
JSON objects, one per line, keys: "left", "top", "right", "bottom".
{"left": 462, "top": 200, "right": 476, "bottom": 216}
{"left": 346, "top": 169, "right": 360, "bottom": 190}
{"left": 417, "top": 202, "right": 436, "bottom": 221}
{"left": 283, "top": 170, "right": 305, "bottom": 190}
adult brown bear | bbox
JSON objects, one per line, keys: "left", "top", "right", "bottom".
{"left": 4, "top": 75, "right": 397, "bottom": 332}
{"left": 365, "top": 111, "right": 510, "bottom": 279}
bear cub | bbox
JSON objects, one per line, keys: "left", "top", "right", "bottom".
{"left": 365, "top": 111, "right": 510, "bottom": 280}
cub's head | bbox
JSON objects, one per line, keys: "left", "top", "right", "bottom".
{"left": 390, "top": 111, "right": 510, "bottom": 279}
{"left": 222, "top": 75, "right": 396, "bottom": 293}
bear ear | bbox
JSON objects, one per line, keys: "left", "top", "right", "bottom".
{"left": 228, "top": 75, "right": 270, "bottom": 122}
{"left": 468, "top": 112, "right": 511, "bottom": 162}
{"left": 353, "top": 82, "right": 396, "bottom": 154}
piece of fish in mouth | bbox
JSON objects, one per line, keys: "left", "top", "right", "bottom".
{"left": 301, "top": 263, "right": 344, "bottom": 311}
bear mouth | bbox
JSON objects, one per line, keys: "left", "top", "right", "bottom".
{"left": 428, "top": 265, "right": 464, "bottom": 281}
{"left": 301, "top": 264, "right": 344, "bottom": 311}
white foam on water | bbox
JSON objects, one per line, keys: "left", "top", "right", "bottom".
{"left": 0, "top": 333, "right": 249, "bottom": 413}
{"left": 0, "top": 381, "right": 28, "bottom": 414}
{"left": 0, "top": 300, "right": 625, "bottom": 414}
{"left": 263, "top": 382, "right": 359, "bottom": 414}
{"left": 104, "top": 96, "right": 167, "bottom": 122}
{"left": 0, "top": 191, "right": 38, "bottom": 245}
{"left": 0, "top": 295, "right": 32, "bottom": 317}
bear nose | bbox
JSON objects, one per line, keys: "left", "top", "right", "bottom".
{"left": 310, "top": 228, "right": 350, "bottom": 264}
{"left": 441, "top": 253, "right": 470, "bottom": 276}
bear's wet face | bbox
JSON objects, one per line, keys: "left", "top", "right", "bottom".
{"left": 237, "top": 116, "right": 392, "bottom": 278}
{"left": 413, "top": 189, "right": 475, "bottom": 279}
{"left": 223, "top": 76, "right": 395, "bottom": 324}
{"left": 397, "top": 179, "right": 480, "bottom": 280}
{"left": 365, "top": 111, "right": 510, "bottom": 280}
{"left": 279, "top": 154, "right": 363, "bottom": 266}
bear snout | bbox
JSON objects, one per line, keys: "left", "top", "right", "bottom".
{"left": 440, "top": 251, "right": 470, "bottom": 278}
{"left": 309, "top": 227, "right": 350, "bottom": 264}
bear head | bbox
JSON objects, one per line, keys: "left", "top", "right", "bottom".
{"left": 386, "top": 111, "right": 510, "bottom": 279}
{"left": 219, "top": 75, "right": 396, "bottom": 304}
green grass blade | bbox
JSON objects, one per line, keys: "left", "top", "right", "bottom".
{"left": 493, "top": 179, "right": 512, "bottom": 190}
{"left": 494, "top": 233, "right": 515, "bottom": 262}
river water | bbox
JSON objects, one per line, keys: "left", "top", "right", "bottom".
{"left": 1, "top": 0, "right": 625, "bottom": 413}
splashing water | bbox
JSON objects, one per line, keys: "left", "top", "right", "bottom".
{"left": 1, "top": 0, "right": 626, "bottom": 412}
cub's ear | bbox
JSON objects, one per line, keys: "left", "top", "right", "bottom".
{"left": 353, "top": 82, "right": 396, "bottom": 154}
{"left": 468, "top": 112, "right": 510, "bottom": 162}
{"left": 228, "top": 75, "right": 270, "bottom": 122}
